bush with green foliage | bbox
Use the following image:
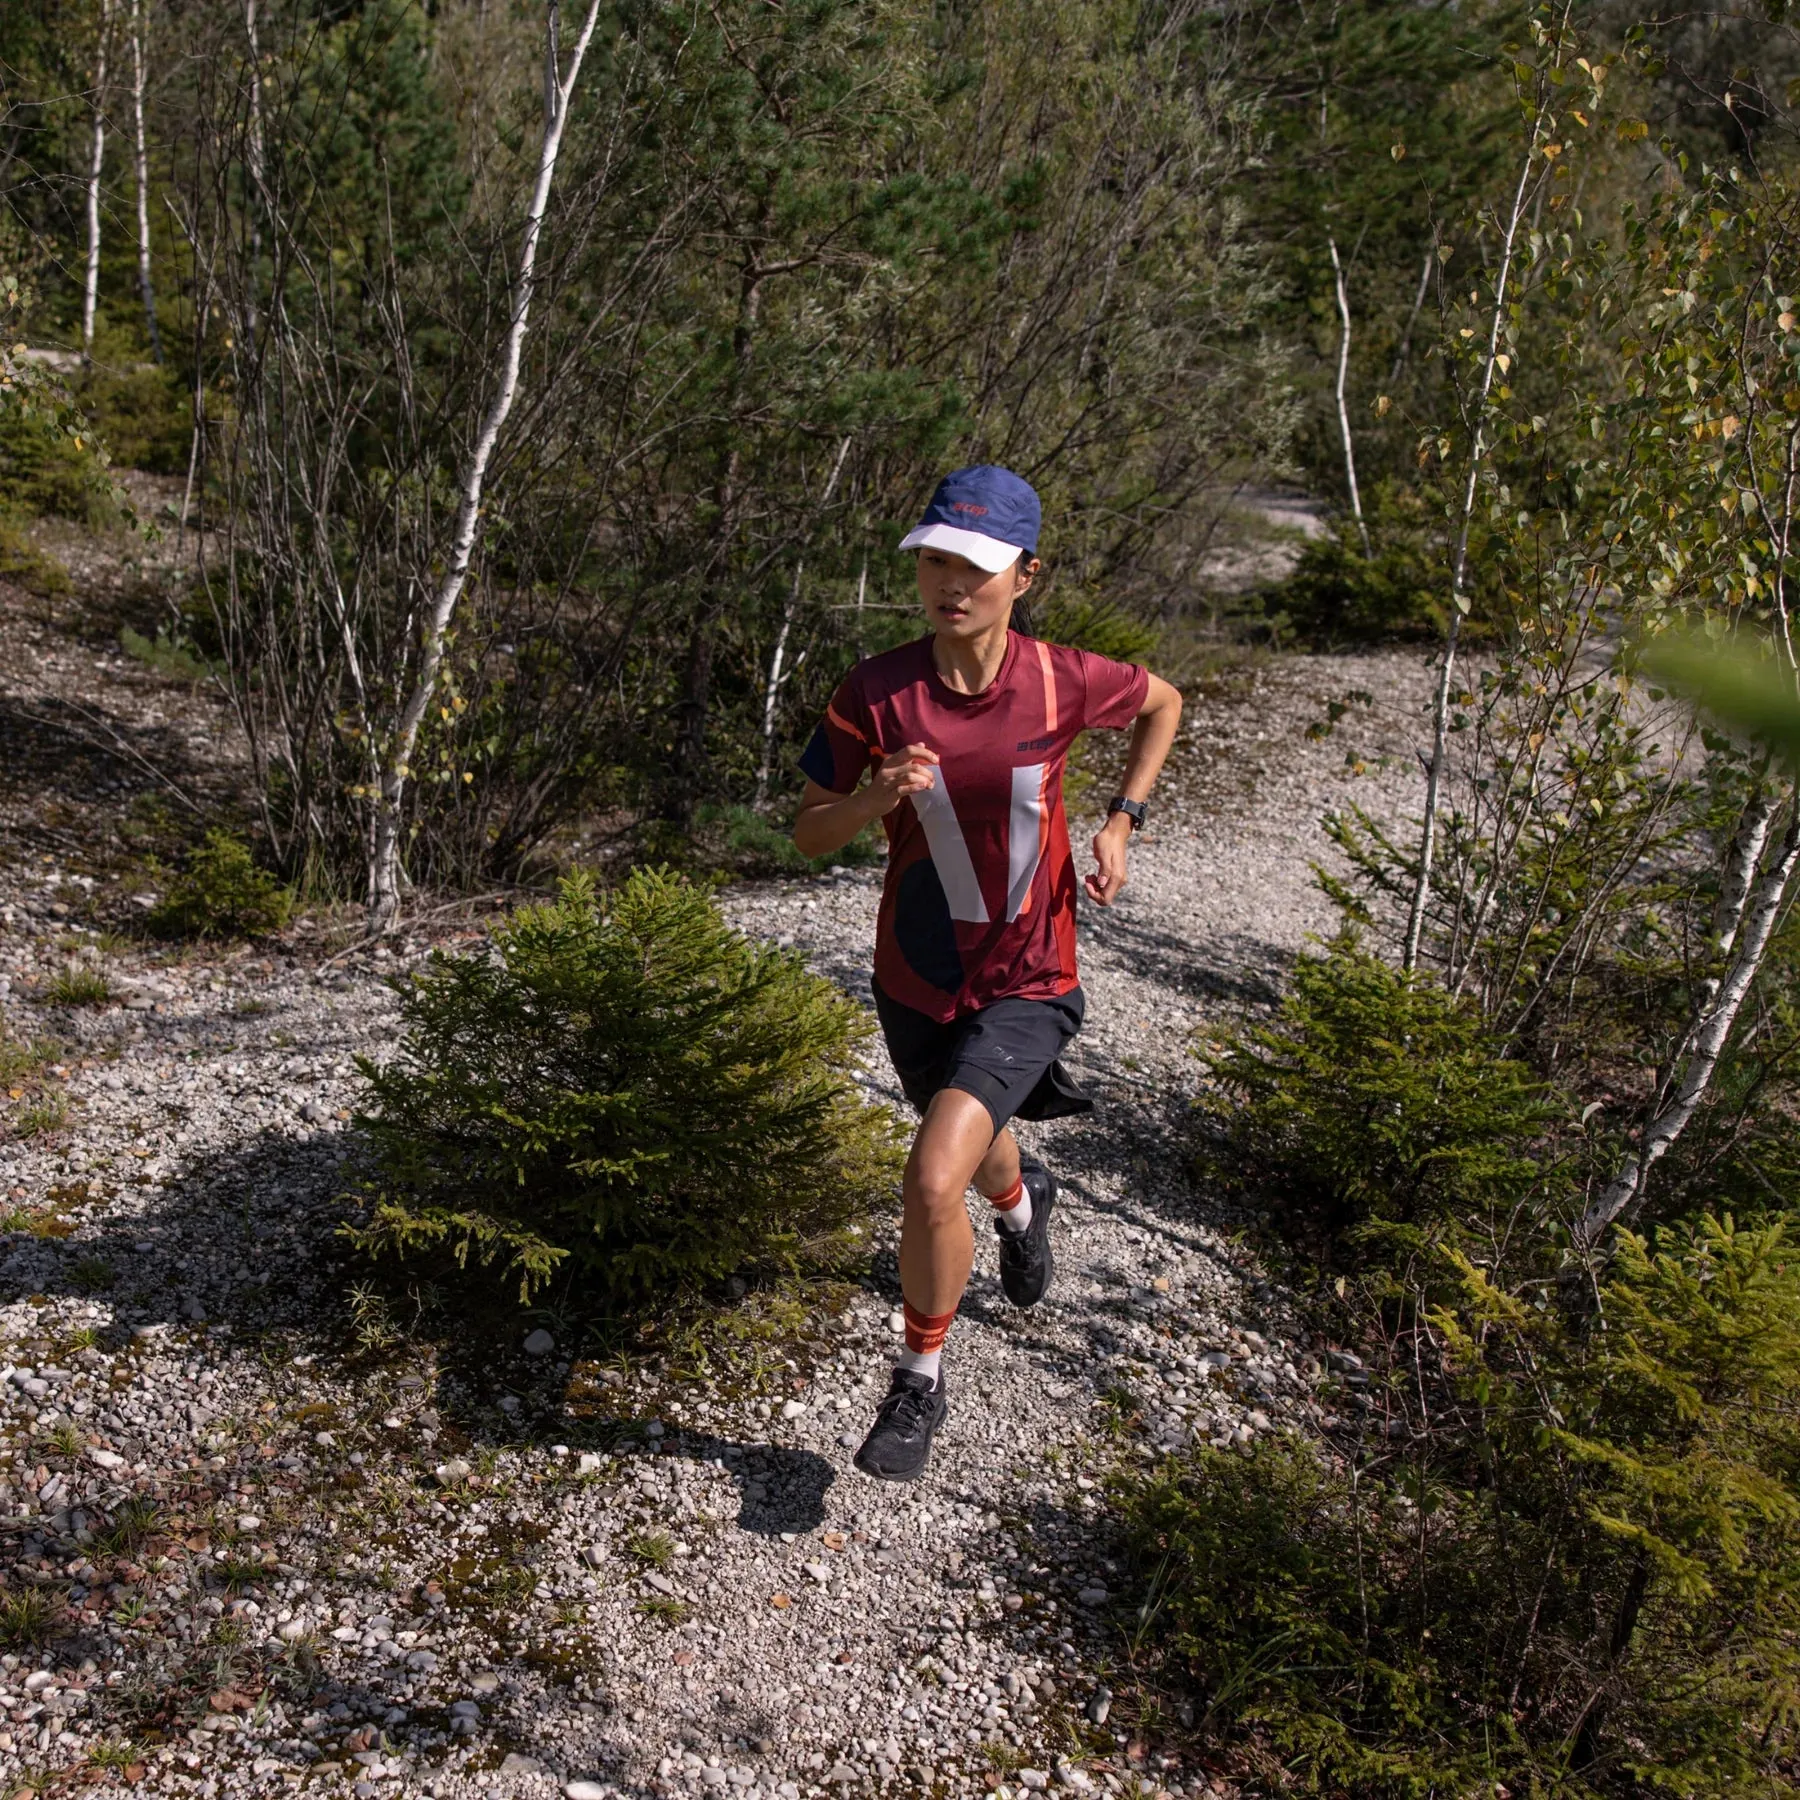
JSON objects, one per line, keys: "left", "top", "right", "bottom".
{"left": 346, "top": 867, "right": 904, "bottom": 1303}
{"left": 1196, "top": 939, "right": 1566, "bottom": 1244}
{"left": 76, "top": 364, "right": 189, "bottom": 475}
{"left": 1121, "top": 1214, "right": 1800, "bottom": 1795}
{"left": 0, "top": 408, "right": 109, "bottom": 522}
{"left": 1036, "top": 594, "right": 1161, "bottom": 666}
{"left": 0, "top": 519, "right": 69, "bottom": 597}
{"left": 691, "top": 803, "right": 885, "bottom": 877}
{"left": 119, "top": 626, "right": 212, "bottom": 683}
{"left": 147, "top": 830, "right": 295, "bottom": 940}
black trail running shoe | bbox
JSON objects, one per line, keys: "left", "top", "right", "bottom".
{"left": 997, "top": 1153, "right": 1057, "bottom": 1309}
{"left": 853, "top": 1368, "right": 948, "bottom": 1482}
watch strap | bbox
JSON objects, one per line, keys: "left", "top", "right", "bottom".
{"left": 1108, "top": 795, "right": 1147, "bottom": 830}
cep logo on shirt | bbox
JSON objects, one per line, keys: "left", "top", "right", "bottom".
{"left": 1016, "top": 733, "right": 1056, "bottom": 752}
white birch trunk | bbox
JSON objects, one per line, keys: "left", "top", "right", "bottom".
{"left": 1712, "top": 789, "right": 1776, "bottom": 959}
{"left": 852, "top": 550, "right": 868, "bottom": 657}
{"left": 129, "top": 0, "right": 161, "bottom": 363}
{"left": 1576, "top": 806, "right": 1800, "bottom": 1247}
{"left": 1402, "top": 140, "right": 1545, "bottom": 972}
{"left": 82, "top": 0, "right": 114, "bottom": 362}
{"left": 242, "top": 0, "right": 266, "bottom": 339}
{"left": 365, "top": 0, "right": 606, "bottom": 933}
{"left": 1328, "top": 236, "right": 1370, "bottom": 557}
{"left": 752, "top": 604, "right": 799, "bottom": 811}
{"left": 752, "top": 434, "right": 851, "bottom": 810}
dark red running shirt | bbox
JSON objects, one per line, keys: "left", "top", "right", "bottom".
{"left": 800, "top": 632, "right": 1148, "bottom": 1022}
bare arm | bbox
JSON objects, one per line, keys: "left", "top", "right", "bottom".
{"left": 792, "top": 742, "right": 941, "bottom": 860}
{"left": 1087, "top": 672, "right": 1182, "bottom": 906}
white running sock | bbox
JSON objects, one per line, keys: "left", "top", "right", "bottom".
{"left": 988, "top": 1174, "right": 1032, "bottom": 1235}
{"left": 896, "top": 1347, "right": 942, "bottom": 1385}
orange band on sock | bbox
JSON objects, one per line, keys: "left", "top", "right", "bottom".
{"left": 902, "top": 1300, "right": 957, "bottom": 1355}
{"left": 984, "top": 1177, "right": 1025, "bottom": 1212}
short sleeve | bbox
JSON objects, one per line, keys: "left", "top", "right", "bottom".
{"left": 1077, "top": 650, "right": 1149, "bottom": 731}
{"left": 798, "top": 675, "right": 878, "bottom": 793}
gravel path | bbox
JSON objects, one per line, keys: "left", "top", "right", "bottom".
{"left": 0, "top": 612, "right": 1433, "bottom": 1800}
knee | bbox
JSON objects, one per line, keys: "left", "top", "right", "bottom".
{"left": 903, "top": 1166, "right": 969, "bottom": 1228}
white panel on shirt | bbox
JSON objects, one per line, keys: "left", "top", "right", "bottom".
{"left": 1006, "top": 763, "right": 1048, "bottom": 922}
{"left": 909, "top": 772, "right": 990, "bottom": 923}
{"left": 906, "top": 764, "right": 1050, "bottom": 927}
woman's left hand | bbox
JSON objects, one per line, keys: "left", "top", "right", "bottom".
{"left": 1086, "top": 816, "right": 1131, "bottom": 906}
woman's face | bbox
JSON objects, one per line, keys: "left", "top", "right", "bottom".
{"left": 916, "top": 547, "right": 1036, "bottom": 640}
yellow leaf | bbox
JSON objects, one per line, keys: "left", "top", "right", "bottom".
{"left": 1617, "top": 118, "right": 1649, "bottom": 142}
{"left": 1374, "top": 394, "right": 1391, "bottom": 417}
{"left": 1495, "top": 354, "right": 1511, "bottom": 373}
{"left": 1390, "top": 143, "right": 1406, "bottom": 161}
{"left": 1781, "top": 312, "right": 1796, "bottom": 331}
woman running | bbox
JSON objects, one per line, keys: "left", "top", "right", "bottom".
{"left": 793, "top": 464, "right": 1183, "bottom": 1482}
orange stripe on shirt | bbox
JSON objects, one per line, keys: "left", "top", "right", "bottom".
{"left": 825, "top": 702, "right": 868, "bottom": 744}
{"left": 1034, "top": 638, "right": 1059, "bottom": 734}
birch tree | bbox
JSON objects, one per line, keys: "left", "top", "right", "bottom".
{"left": 1402, "top": 15, "right": 1582, "bottom": 971}
{"left": 753, "top": 435, "right": 852, "bottom": 811}
{"left": 365, "top": 0, "right": 606, "bottom": 933}
{"left": 1327, "top": 234, "right": 1369, "bottom": 556}
{"left": 128, "top": 0, "right": 161, "bottom": 362}
{"left": 81, "top": 0, "right": 114, "bottom": 361}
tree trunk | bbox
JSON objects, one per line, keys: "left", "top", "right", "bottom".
{"left": 1568, "top": 1546, "right": 1651, "bottom": 1773}
{"left": 753, "top": 434, "right": 851, "bottom": 810}
{"left": 660, "top": 249, "right": 770, "bottom": 829}
{"left": 852, "top": 550, "right": 868, "bottom": 659}
{"left": 128, "top": 0, "right": 161, "bottom": 363}
{"left": 1402, "top": 126, "right": 1550, "bottom": 972}
{"left": 82, "top": 0, "right": 113, "bottom": 362}
{"left": 365, "top": 0, "right": 606, "bottom": 934}
{"left": 1328, "top": 236, "right": 1370, "bottom": 557}
{"left": 1389, "top": 248, "right": 1433, "bottom": 386}
{"left": 753, "top": 601, "right": 799, "bottom": 812}
{"left": 242, "top": 0, "right": 265, "bottom": 340}
{"left": 1576, "top": 803, "right": 1800, "bottom": 1247}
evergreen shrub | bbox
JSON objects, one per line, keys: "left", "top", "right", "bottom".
{"left": 1267, "top": 489, "right": 1501, "bottom": 646}
{"left": 346, "top": 867, "right": 903, "bottom": 1303}
{"left": 1121, "top": 1215, "right": 1800, "bottom": 1794}
{"left": 148, "top": 830, "right": 295, "bottom": 939}
{"left": 0, "top": 519, "right": 69, "bottom": 597}
{"left": 0, "top": 409, "right": 108, "bottom": 522}
{"left": 1197, "top": 939, "right": 1564, "bottom": 1242}
{"left": 694, "top": 802, "right": 885, "bottom": 876}
{"left": 77, "top": 364, "right": 189, "bottom": 475}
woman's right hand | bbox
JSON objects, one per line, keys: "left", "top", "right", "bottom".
{"left": 866, "top": 742, "right": 940, "bottom": 815}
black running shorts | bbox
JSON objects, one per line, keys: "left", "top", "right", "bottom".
{"left": 870, "top": 978, "right": 1093, "bottom": 1137}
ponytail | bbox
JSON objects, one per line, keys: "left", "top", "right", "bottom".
{"left": 1010, "top": 550, "right": 1038, "bottom": 638}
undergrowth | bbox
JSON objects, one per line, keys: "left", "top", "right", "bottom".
{"left": 345, "top": 866, "right": 902, "bottom": 1304}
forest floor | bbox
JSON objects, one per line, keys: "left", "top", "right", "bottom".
{"left": 0, "top": 530, "right": 1434, "bottom": 1800}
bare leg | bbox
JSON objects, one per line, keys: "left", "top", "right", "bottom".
{"left": 897, "top": 1088, "right": 996, "bottom": 1317}
{"left": 974, "top": 1125, "right": 1020, "bottom": 1199}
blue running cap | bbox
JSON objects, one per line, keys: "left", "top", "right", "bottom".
{"left": 898, "top": 465, "right": 1040, "bottom": 573}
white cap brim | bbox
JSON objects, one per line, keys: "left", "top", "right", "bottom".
{"left": 897, "top": 520, "right": 1024, "bottom": 574}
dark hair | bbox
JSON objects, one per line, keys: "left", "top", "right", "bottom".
{"left": 1011, "top": 550, "right": 1038, "bottom": 638}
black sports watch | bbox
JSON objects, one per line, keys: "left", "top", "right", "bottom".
{"left": 1107, "top": 795, "right": 1148, "bottom": 831}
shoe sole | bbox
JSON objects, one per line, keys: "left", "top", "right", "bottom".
{"left": 1003, "top": 1161, "right": 1057, "bottom": 1309}
{"left": 852, "top": 1397, "right": 948, "bottom": 1483}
